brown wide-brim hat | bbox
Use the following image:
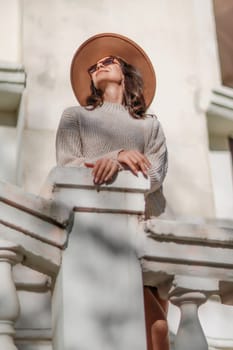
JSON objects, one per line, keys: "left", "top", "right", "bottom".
{"left": 70, "top": 33, "right": 156, "bottom": 108}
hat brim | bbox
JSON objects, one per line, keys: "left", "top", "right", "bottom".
{"left": 70, "top": 33, "right": 156, "bottom": 108}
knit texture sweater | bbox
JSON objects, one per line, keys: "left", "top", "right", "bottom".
{"left": 56, "top": 102, "right": 168, "bottom": 218}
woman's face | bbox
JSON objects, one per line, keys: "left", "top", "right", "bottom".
{"left": 89, "top": 56, "right": 124, "bottom": 90}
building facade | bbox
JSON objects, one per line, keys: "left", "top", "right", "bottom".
{"left": 1, "top": 1, "right": 233, "bottom": 349}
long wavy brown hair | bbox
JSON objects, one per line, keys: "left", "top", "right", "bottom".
{"left": 85, "top": 56, "right": 146, "bottom": 119}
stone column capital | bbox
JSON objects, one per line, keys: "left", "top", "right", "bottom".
{"left": 170, "top": 291, "right": 208, "bottom": 307}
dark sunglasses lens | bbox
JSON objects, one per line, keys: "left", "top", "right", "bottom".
{"left": 88, "top": 57, "right": 115, "bottom": 74}
{"left": 102, "top": 57, "right": 115, "bottom": 66}
{"left": 88, "top": 64, "right": 97, "bottom": 74}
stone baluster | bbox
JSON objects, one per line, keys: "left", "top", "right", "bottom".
{"left": 170, "top": 292, "right": 208, "bottom": 350}
{"left": 0, "top": 240, "right": 22, "bottom": 350}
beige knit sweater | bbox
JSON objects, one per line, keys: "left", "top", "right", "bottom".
{"left": 56, "top": 102, "right": 168, "bottom": 218}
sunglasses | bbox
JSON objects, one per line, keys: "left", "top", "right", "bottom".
{"left": 87, "top": 56, "right": 118, "bottom": 75}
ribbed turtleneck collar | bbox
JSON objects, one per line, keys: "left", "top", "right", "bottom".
{"left": 99, "top": 101, "right": 128, "bottom": 113}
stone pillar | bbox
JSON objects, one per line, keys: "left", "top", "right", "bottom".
{"left": 50, "top": 167, "right": 150, "bottom": 350}
{"left": 0, "top": 240, "right": 22, "bottom": 350}
{"left": 170, "top": 292, "right": 208, "bottom": 350}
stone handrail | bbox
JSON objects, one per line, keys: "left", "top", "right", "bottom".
{"left": 0, "top": 179, "right": 73, "bottom": 349}
{"left": 141, "top": 218, "right": 233, "bottom": 350}
{"left": 1, "top": 167, "right": 233, "bottom": 350}
{"left": 46, "top": 167, "right": 233, "bottom": 350}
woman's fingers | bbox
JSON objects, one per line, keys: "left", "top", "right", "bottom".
{"left": 84, "top": 162, "right": 95, "bottom": 168}
{"left": 131, "top": 151, "right": 151, "bottom": 169}
{"left": 104, "top": 163, "right": 119, "bottom": 182}
{"left": 123, "top": 156, "right": 139, "bottom": 176}
{"left": 139, "top": 152, "right": 151, "bottom": 167}
{"left": 118, "top": 150, "right": 151, "bottom": 167}
{"left": 92, "top": 159, "right": 119, "bottom": 184}
{"left": 98, "top": 161, "right": 113, "bottom": 183}
{"left": 129, "top": 154, "right": 149, "bottom": 176}
{"left": 118, "top": 150, "right": 151, "bottom": 176}
{"left": 137, "top": 161, "right": 148, "bottom": 177}
{"left": 92, "top": 159, "right": 108, "bottom": 183}
{"left": 87, "top": 150, "right": 150, "bottom": 184}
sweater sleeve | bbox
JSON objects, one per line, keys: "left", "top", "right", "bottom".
{"left": 144, "top": 115, "right": 168, "bottom": 194}
{"left": 56, "top": 107, "right": 86, "bottom": 166}
{"left": 56, "top": 107, "right": 123, "bottom": 167}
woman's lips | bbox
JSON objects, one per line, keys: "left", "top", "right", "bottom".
{"left": 96, "top": 69, "right": 109, "bottom": 75}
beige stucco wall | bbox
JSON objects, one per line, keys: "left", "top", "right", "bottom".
{"left": 20, "top": 0, "right": 221, "bottom": 217}
{"left": 0, "top": 0, "right": 22, "bottom": 63}
{"left": 0, "top": 0, "right": 23, "bottom": 184}
{"left": 209, "top": 151, "right": 233, "bottom": 219}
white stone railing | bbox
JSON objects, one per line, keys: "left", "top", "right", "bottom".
{"left": 46, "top": 166, "right": 150, "bottom": 350}
{"left": 142, "top": 218, "right": 233, "bottom": 350}
{"left": 0, "top": 180, "right": 73, "bottom": 349}
{"left": 1, "top": 167, "right": 233, "bottom": 350}
{"left": 0, "top": 240, "right": 22, "bottom": 350}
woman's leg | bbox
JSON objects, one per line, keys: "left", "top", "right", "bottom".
{"left": 144, "top": 286, "right": 170, "bottom": 350}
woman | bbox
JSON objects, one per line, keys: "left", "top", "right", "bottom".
{"left": 56, "top": 33, "right": 169, "bottom": 350}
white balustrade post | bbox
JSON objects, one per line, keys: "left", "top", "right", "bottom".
{"left": 170, "top": 292, "right": 208, "bottom": 350}
{"left": 0, "top": 241, "right": 22, "bottom": 350}
{"left": 49, "top": 167, "right": 150, "bottom": 350}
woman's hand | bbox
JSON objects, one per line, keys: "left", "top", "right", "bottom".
{"left": 85, "top": 158, "right": 119, "bottom": 185}
{"left": 117, "top": 150, "right": 151, "bottom": 176}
